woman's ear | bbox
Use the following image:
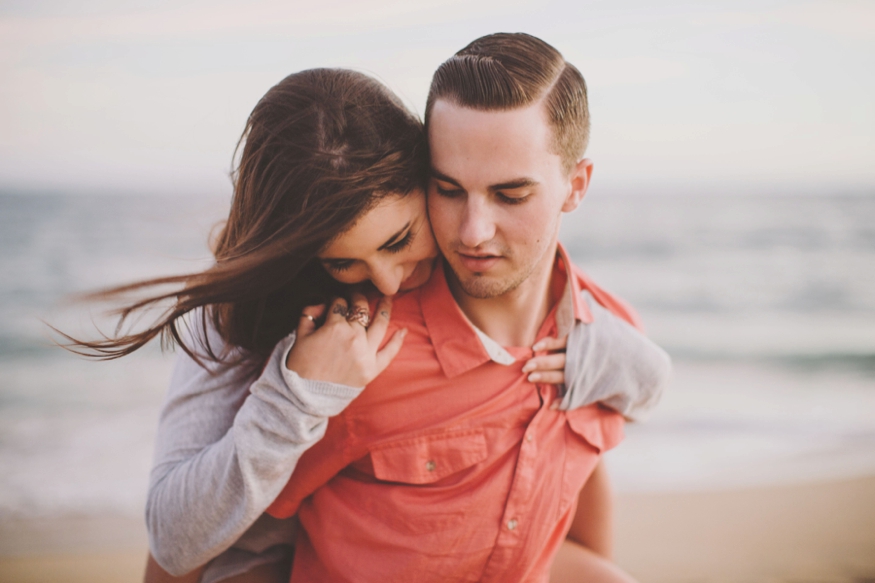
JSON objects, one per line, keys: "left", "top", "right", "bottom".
{"left": 562, "top": 158, "right": 593, "bottom": 213}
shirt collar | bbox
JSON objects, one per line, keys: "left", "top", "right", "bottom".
{"left": 420, "top": 243, "right": 592, "bottom": 379}
{"left": 555, "top": 242, "right": 593, "bottom": 333}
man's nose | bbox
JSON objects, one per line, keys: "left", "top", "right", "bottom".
{"left": 370, "top": 262, "right": 404, "bottom": 295}
{"left": 458, "top": 196, "right": 495, "bottom": 248}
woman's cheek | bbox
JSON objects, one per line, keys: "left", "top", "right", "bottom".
{"left": 331, "top": 268, "right": 367, "bottom": 286}
{"left": 418, "top": 224, "right": 440, "bottom": 261}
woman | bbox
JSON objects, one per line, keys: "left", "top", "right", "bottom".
{"left": 68, "top": 68, "right": 662, "bottom": 583}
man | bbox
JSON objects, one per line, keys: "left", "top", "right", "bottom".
{"left": 263, "top": 33, "right": 663, "bottom": 582}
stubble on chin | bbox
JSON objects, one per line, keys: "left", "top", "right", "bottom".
{"left": 449, "top": 259, "right": 535, "bottom": 300}
{"left": 441, "top": 239, "right": 536, "bottom": 299}
{"left": 454, "top": 274, "right": 515, "bottom": 299}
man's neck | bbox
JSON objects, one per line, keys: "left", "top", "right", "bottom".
{"left": 446, "top": 242, "right": 560, "bottom": 348}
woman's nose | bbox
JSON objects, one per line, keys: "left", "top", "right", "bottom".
{"left": 370, "top": 262, "right": 404, "bottom": 295}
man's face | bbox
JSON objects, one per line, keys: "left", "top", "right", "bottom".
{"left": 427, "top": 99, "right": 591, "bottom": 300}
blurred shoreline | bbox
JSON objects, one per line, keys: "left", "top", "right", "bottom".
{"left": 2, "top": 475, "right": 873, "bottom": 582}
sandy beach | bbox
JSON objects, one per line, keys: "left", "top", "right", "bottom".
{"left": 1, "top": 475, "right": 873, "bottom": 583}
{"left": 615, "top": 476, "right": 875, "bottom": 583}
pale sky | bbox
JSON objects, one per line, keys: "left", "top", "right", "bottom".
{"left": 1, "top": 0, "right": 873, "bottom": 197}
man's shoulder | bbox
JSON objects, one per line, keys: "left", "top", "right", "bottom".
{"left": 568, "top": 262, "right": 644, "bottom": 332}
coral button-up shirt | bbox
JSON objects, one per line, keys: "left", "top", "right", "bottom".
{"left": 267, "top": 244, "right": 638, "bottom": 583}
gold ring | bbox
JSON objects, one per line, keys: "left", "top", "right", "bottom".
{"left": 346, "top": 306, "right": 370, "bottom": 328}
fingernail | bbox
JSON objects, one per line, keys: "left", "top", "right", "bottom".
{"left": 532, "top": 342, "right": 544, "bottom": 351}
{"left": 528, "top": 373, "right": 540, "bottom": 382}
{"left": 521, "top": 362, "right": 533, "bottom": 373}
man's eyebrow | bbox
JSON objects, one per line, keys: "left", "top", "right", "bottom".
{"left": 377, "top": 221, "right": 412, "bottom": 251}
{"left": 431, "top": 168, "right": 539, "bottom": 192}
{"left": 488, "top": 178, "right": 539, "bottom": 191}
{"left": 430, "top": 168, "right": 461, "bottom": 187}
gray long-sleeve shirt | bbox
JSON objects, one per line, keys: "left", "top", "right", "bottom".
{"left": 148, "top": 291, "right": 671, "bottom": 578}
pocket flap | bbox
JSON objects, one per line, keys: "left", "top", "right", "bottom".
{"left": 566, "top": 405, "right": 625, "bottom": 453}
{"left": 370, "top": 428, "right": 488, "bottom": 484}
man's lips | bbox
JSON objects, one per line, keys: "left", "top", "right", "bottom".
{"left": 457, "top": 252, "right": 501, "bottom": 273}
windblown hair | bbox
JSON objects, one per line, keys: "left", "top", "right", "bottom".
{"left": 63, "top": 68, "right": 427, "bottom": 363}
{"left": 425, "top": 32, "right": 589, "bottom": 171}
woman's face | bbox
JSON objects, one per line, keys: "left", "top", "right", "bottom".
{"left": 318, "top": 190, "right": 439, "bottom": 295}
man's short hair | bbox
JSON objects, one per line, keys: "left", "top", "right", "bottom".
{"left": 425, "top": 32, "right": 590, "bottom": 172}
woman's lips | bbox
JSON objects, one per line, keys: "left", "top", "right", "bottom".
{"left": 457, "top": 253, "right": 501, "bottom": 273}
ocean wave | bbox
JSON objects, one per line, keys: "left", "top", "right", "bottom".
{"left": 666, "top": 351, "right": 875, "bottom": 374}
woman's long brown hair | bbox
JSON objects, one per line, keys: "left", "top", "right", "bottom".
{"left": 61, "top": 68, "right": 427, "bottom": 365}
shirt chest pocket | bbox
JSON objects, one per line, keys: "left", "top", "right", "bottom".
{"left": 360, "top": 429, "right": 490, "bottom": 538}
{"left": 369, "top": 428, "right": 488, "bottom": 485}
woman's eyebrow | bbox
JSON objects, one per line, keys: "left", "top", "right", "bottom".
{"left": 377, "top": 221, "right": 412, "bottom": 250}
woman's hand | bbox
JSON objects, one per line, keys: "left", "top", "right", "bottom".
{"left": 285, "top": 293, "right": 407, "bottom": 387}
{"left": 522, "top": 335, "right": 568, "bottom": 385}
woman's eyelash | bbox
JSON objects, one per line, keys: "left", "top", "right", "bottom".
{"left": 386, "top": 230, "right": 414, "bottom": 254}
{"left": 324, "top": 228, "right": 414, "bottom": 271}
{"left": 325, "top": 260, "right": 353, "bottom": 272}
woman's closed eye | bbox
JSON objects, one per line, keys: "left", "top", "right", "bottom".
{"left": 323, "top": 259, "right": 354, "bottom": 272}
{"left": 385, "top": 229, "right": 414, "bottom": 254}
{"left": 322, "top": 229, "right": 414, "bottom": 273}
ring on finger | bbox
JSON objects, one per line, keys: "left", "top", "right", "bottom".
{"left": 331, "top": 303, "right": 350, "bottom": 319}
{"left": 346, "top": 306, "right": 370, "bottom": 328}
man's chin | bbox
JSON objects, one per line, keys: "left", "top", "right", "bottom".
{"left": 444, "top": 256, "right": 534, "bottom": 300}
{"left": 452, "top": 273, "right": 515, "bottom": 299}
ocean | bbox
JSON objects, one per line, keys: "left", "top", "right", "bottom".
{"left": 1, "top": 192, "right": 874, "bottom": 519}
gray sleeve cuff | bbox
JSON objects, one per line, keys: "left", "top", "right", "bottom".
{"left": 276, "top": 332, "right": 364, "bottom": 411}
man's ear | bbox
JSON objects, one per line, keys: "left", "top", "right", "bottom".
{"left": 562, "top": 158, "right": 593, "bottom": 213}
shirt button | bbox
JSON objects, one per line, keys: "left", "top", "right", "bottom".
{"left": 525, "top": 434, "right": 533, "bottom": 442}
{"left": 507, "top": 519, "right": 518, "bottom": 531}
{"left": 425, "top": 460, "right": 436, "bottom": 472}
{"left": 550, "top": 399, "right": 560, "bottom": 411}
